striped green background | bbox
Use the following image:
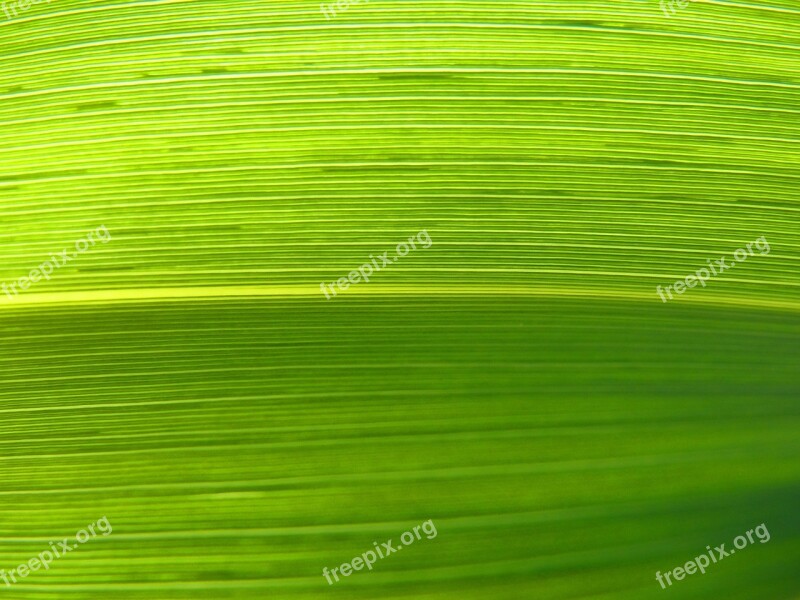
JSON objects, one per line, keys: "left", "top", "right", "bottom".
{"left": 0, "top": 1, "right": 798, "bottom": 598}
